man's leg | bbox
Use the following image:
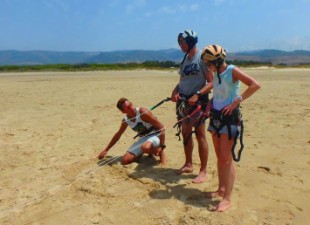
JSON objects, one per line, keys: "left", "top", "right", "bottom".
{"left": 141, "top": 137, "right": 166, "bottom": 165}
{"left": 121, "top": 152, "right": 137, "bottom": 165}
{"left": 177, "top": 123, "right": 194, "bottom": 174}
{"left": 192, "top": 123, "right": 208, "bottom": 183}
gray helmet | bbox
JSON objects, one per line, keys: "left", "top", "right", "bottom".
{"left": 178, "top": 29, "right": 198, "bottom": 65}
{"left": 178, "top": 29, "right": 198, "bottom": 50}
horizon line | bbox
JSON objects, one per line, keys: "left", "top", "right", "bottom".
{"left": 1, "top": 48, "right": 310, "bottom": 53}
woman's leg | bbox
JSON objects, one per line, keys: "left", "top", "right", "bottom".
{"left": 213, "top": 134, "right": 235, "bottom": 212}
{"left": 206, "top": 132, "right": 225, "bottom": 198}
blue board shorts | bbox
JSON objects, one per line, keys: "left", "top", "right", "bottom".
{"left": 127, "top": 134, "right": 160, "bottom": 156}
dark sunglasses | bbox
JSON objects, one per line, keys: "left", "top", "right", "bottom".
{"left": 178, "top": 38, "right": 187, "bottom": 45}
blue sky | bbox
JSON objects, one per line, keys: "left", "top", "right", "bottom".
{"left": 1, "top": 0, "right": 309, "bottom": 52}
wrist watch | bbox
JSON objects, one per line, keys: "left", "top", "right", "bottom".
{"left": 195, "top": 90, "right": 202, "bottom": 96}
{"left": 236, "top": 95, "right": 243, "bottom": 102}
{"left": 160, "top": 144, "right": 166, "bottom": 149}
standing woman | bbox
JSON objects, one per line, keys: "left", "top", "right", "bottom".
{"left": 201, "top": 45, "right": 261, "bottom": 212}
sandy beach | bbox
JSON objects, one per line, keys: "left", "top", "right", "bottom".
{"left": 0, "top": 68, "right": 309, "bottom": 225}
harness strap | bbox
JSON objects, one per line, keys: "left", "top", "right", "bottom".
{"left": 210, "top": 118, "right": 225, "bottom": 138}
{"left": 174, "top": 116, "right": 182, "bottom": 141}
{"left": 210, "top": 108, "right": 245, "bottom": 162}
{"left": 133, "top": 127, "right": 158, "bottom": 139}
{"left": 231, "top": 120, "right": 244, "bottom": 162}
{"left": 183, "top": 130, "right": 196, "bottom": 146}
{"left": 132, "top": 97, "right": 171, "bottom": 140}
{"left": 175, "top": 104, "right": 207, "bottom": 146}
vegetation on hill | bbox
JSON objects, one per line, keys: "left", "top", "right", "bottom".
{"left": 1, "top": 49, "right": 310, "bottom": 67}
{"left": 0, "top": 60, "right": 309, "bottom": 72}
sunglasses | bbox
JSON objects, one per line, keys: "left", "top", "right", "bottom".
{"left": 178, "top": 38, "right": 187, "bottom": 45}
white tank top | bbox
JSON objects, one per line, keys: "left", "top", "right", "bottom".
{"left": 124, "top": 108, "right": 153, "bottom": 134}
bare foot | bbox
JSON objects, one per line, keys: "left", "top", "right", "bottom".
{"left": 176, "top": 165, "right": 194, "bottom": 174}
{"left": 205, "top": 190, "right": 224, "bottom": 199}
{"left": 211, "top": 199, "right": 232, "bottom": 212}
{"left": 192, "top": 171, "right": 207, "bottom": 183}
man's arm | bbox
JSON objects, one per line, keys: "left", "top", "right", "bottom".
{"left": 140, "top": 108, "right": 165, "bottom": 147}
{"left": 188, "top": 69, "right": 213, "bottom": 105}
{"left": 98, "top": 120, "right": 128, "bottom": 159}
{"left": 200, "top": 68, "right": 213, "bottom": 95}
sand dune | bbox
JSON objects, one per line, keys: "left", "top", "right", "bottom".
{"left": 0, "top": 68, "right": 309, "bottom": 225}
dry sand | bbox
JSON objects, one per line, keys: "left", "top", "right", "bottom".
{"left": 0, "top": 68, "right": 309, "bottom": 225}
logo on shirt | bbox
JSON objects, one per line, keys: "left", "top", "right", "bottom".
{"left": 182, "top": 63, "right": 200, "bottom": 76}
{"left": 133, "top": 122, "right": 148, "bottom": 134}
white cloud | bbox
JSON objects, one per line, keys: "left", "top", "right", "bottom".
{"left": 42, "top": 0, "right": 68, "bottom": 11}
{"left": 189, "top": 4, "right": 200, "bottom": 11}
{"left": 213, "top": 0, "right": 225, "bottom": 6}
{"left": 157, "top": 3, "right": 200, "bottom": 15}
{"left": 159, "top": 6, "right": 176, "bottom": 14}
{"left": 126, "top": 0, "right": 147, "bottom": 14}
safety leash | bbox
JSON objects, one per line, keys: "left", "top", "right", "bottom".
{"left": 149, "top": 97, "right": 171, "bottom": 110}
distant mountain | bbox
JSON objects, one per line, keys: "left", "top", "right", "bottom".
{"left": 228, "top": 49, "right": 310, "bottom": 65}
{"left": 88, "top": 49, "right": 182, "bottom": 64}
{"left": 0, "top": 50, "right": 99, "bottom": 66}
{"left": 1, "top": 49, "right": 310, "bottom": 66}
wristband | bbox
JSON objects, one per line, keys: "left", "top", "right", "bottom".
{"left": 195, "top": 90, "right": 202, "bottom": 97}
{"left": 236, "top": 95, "right": 243, "bottom": 102}
{"left": 159, "top": 144, "right": 166, "bottom": 149}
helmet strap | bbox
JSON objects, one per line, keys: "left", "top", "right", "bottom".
{"left": 180, "top": 45, "right": 195, "bottom": 65}
{"left": 217, "top": 68, "right": 221, "bottom": 84}
{"left": 180, "top": 52, "right": 188, "bottom": 65}
{"left": 215, "top": 59, "right": 224, "bottom": 84}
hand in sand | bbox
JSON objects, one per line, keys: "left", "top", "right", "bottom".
{"left": 98, "top": 149, "right": 108, "bottom": 160}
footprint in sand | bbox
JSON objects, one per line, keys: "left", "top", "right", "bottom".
{"left": 257, "top": 166, "right": 271, "bottom": 173}
{"left": 49, "top": 156, "right": 58, "bottom": 163}
{"left": 3, "top": 133, "right": 15, "bottom": 142}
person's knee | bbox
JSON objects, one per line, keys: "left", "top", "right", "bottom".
{"left": 195, "top": 127, "right": 206, "bottom": 139}
{"left": 218, "top": 157, "right": 232, "bottom": 166}
{"left": 141, "top": 142, "right": 152, "bottom": 153}
{"left": 182, "top": 129, "right": 191, "bottom": 138}
{"left": 121, "top": 153, "right": 135, "bottom": 165}
{"left": 196, "top": 126, "right": 206, "bottom": 134}
{"left": 121, "top": 158, "right": 131, "bottom": 165}
{"left": 140, "top": 144, "right": 147, "bottom": 153}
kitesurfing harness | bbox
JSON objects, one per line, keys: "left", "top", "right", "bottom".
{"left": 209, "top": 106, "right": 245, "bottom": 162}
{"left": 174, "top": 94, "right": 209, "bottom": 146}
{"left": 133, "top": 97, "right": 171, "bottom": 139}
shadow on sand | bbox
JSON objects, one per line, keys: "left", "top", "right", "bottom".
{"left": 127, "top": 155, "right": 218, "bottom": 210}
